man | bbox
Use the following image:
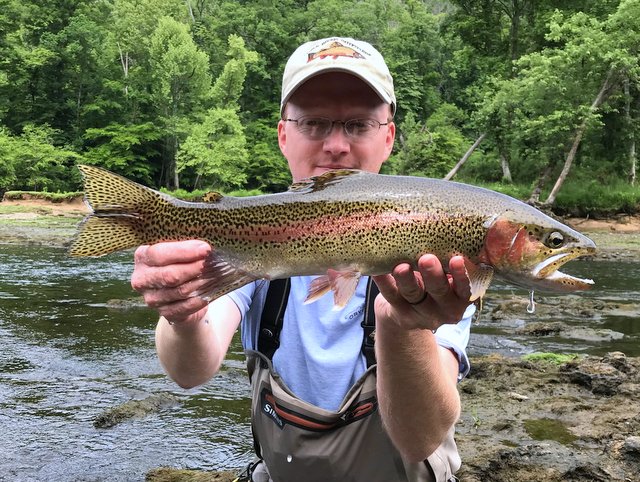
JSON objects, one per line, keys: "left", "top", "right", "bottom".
{"left": 132, "top": 37, "right": 473, "bottom": 482}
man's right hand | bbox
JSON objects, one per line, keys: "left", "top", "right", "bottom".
{"left": 130, "top": 240, "right": 212, "bottom": 326}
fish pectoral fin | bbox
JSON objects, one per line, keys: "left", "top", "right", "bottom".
{"left": 304, "top": 269, "right": 362, "bottom": 310}
{"left": 464, "top": 261, "right": 494, "bottom": 302}
{"left": 194, "top": 251, "right": 258, "bottom": 302}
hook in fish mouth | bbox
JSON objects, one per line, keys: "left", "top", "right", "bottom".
{"left": 532, "top": 250, "right": 595, "bottom": 287}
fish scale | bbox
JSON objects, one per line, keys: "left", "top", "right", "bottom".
{"left": 70, "top": 165, "right": 596, "bottom": 308}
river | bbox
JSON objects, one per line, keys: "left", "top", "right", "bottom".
{"left": 0, "top": 245, "right": 638, "bottom": 481}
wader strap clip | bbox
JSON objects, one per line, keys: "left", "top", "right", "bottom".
{"left": 257, "top": 278, "right": 290, "bottom": 362}
{"left": 361, "top": 278, "right": 379, "bottom": 368}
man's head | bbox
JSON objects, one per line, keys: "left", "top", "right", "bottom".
{"left": 278, "top": 37, "right": 396, "bottom": 181}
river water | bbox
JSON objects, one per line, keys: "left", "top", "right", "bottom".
{"left": 0, "top": 245, "right": 638, "bottom": 481}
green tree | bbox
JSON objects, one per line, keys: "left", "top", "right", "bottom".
{"left": 2, "top": 124, "right": 80, "bottom": 191}
{"left": 149, "top": 16, "right": 212, "bottom": 188}
{"left": 82, "top": 122, "right": 163, "bottom": 183}
{"left": 177, "top": 35, "right": 259, "bottom": 190}
{"left": 177, "top": 107, "right": 248, "bottom": 190}
{"left": 390, "top": 104, "right": 472, "bottom": 178}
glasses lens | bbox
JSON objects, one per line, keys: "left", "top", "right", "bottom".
{"left": 345, "top": 119, "right": 379, "bottom": 138}
{"left": 296, "top": 117, "right": 332, "bottom": 139}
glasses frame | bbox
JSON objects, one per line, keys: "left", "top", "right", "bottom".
{"left": 283, "top": 116, "right": 390, "bottom": 140}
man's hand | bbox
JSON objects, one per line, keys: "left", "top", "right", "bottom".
{"left": 372, "top": 254, "right": 468, "bottom": 462}
{"left": 130, "top": 240, "right": 212, "bottom": 326}
{"left": 372, "top": 254, "right": 471, "bottom": 331}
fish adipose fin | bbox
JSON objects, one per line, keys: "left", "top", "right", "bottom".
{"left": 464, "top": 261, "right": 494, "bottom": 302}
{"left": 196, "top": 251, "right": 259, "bottom": 302}
{"left": 69, "top": 165, "right": 172, "bottom": 257}
{"left": 305, "top": 269, "right": 362, "bottom": 310}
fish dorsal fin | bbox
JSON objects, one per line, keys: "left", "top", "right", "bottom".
{"left": 288, "top": 169, "right": 362, "bottom": 193}
{"left": 200, "top": 191, "right": 224, "bottom": 203}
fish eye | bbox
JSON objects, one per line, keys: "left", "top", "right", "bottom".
{"left": 545, "top": 231, "right": 565, "bottom": 249}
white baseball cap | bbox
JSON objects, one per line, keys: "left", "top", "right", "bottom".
{"left": 280, "top": 37, "right": 396, "bottom": 117}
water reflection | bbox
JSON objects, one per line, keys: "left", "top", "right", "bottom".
{"left": 0, "top": 245, "right": 638, "bottom": 480}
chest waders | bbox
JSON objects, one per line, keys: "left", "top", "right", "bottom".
{"left": 244, "top": 278, "right": 461, "bottom": 482}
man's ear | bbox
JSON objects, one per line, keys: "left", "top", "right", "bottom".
{"left": 277, "top": 119, "right": 287, "bottom": 155}
{"left": 384, "top": 121, "right": 396, "bottom": 159}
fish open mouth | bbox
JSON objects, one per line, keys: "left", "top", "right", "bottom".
{"left": 532, "top": 249, "right": 596, "bottom": 289}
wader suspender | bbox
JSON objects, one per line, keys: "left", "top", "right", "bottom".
{"left": 257, "top": 278, "right": 380, "bottom": 367}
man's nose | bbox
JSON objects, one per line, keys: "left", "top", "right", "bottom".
{"left": 322, "top": 123, "right": 351, "bottom": 155}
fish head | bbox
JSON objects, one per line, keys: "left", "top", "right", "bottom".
{"left": 480, "top": 214, "right": 597, "bottom": 292}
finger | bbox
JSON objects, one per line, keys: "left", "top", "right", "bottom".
{"left": 392, "top": 263, "right": 426, "bottom": 304}
{"left": 132, "top": 258, "right": 208, "bottom": 292}
{"left": 135, "top": 240, "right": 211, "bottom": 267}
{"left": 144, "top": 276, "right": 213, "bottom": 306}
{"left": 371, "top": 273, "right": 399, "bottom": 303}
{"left": 448, "top": 256, "right": 471, "bottom": 300}
{"left": 417, "top": 254, "right": 450, "bottom": 298}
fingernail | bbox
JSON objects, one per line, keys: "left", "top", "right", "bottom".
{"left": 197, "top": 242, "right": 211, "bottom": 256}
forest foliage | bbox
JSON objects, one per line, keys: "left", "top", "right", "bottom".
{"left": 0, "top": 0, "right": 638, "bottom": 211}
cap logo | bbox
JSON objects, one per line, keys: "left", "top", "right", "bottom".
{"left": 307, "top": 41, "right": 365, "bottom": 63}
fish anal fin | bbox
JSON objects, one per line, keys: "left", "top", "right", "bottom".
{"left": 304, "top": 269, "right": 361, "bottom": 310}
{"left": 195, "top": 251, "right": 258, "bottom": 302}
{"left": 464, "top": 261, "right": 494, "bottom": 302}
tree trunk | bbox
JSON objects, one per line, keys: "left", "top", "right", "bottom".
{"left": 624, "top": 78, "right": 637, "bottom": 186}
{"left": 500, "top": 153, "right": 513, "bottom": 182}
{"left": 173, "top": 135, "right": 180, "bottom": 190}
{"left": 528, "top": 161, "right": 554, "bottom": 204}
{"left": 444, "top": 133, "right": 486, "bottom": 180}
{"left": 117, "top": 43, "right": 129, "bottom": 96}
{"left": 186, "top": 0, "right": 195, "bottom": 22}
{"left": 542, "top": 68, "right": 617, "bottom": 206}
{"left": 631, "top": 138, "right": 637, "bottom": 186}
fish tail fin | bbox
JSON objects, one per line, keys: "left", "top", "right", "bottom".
{"left": 69, "top": 165, "right": 170, "bottom": 257}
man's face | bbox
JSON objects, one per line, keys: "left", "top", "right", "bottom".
{"left": 278, "top": 72, "right": 395, "bottom": 182}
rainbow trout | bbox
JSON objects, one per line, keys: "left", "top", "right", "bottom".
{"left": 70, "top": 165, "right": 596, "bottom": 307}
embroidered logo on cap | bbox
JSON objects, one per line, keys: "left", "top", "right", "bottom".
{"left": 307, "top": 40, "right": 365, "bottom": 62}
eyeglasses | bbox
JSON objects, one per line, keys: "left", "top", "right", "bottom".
{"left": 283, "top": 116, "right": 390, "bottom": 140}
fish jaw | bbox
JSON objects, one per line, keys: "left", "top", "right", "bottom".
{"left": 530, "top": 251, "right": 595, "bottom": 291}
{"left": 480, "top": 217, "right": 597, "bottom": 293}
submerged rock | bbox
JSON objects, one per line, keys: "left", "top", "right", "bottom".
{"left": 145, "top": 467, "right": 237, "bottom": 482}
{"left": 94, "top": 393, "right": 181, "bottom": 428}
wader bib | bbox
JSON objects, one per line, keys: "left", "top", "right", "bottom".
{"left": 245, "top": 279, "right": 461, "bottom": 482}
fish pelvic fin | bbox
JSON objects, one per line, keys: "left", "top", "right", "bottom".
{"left": 195, "top": 251, "right": 259, "bottom": 302}
{"left": 464, "top": 260, "right": 495, "bottom": 303}
{"left": 304, "top": 269, "right": 362, "bottom": 310}
{"left": 69, "top": 165, "right": 171, "bottom": 257}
